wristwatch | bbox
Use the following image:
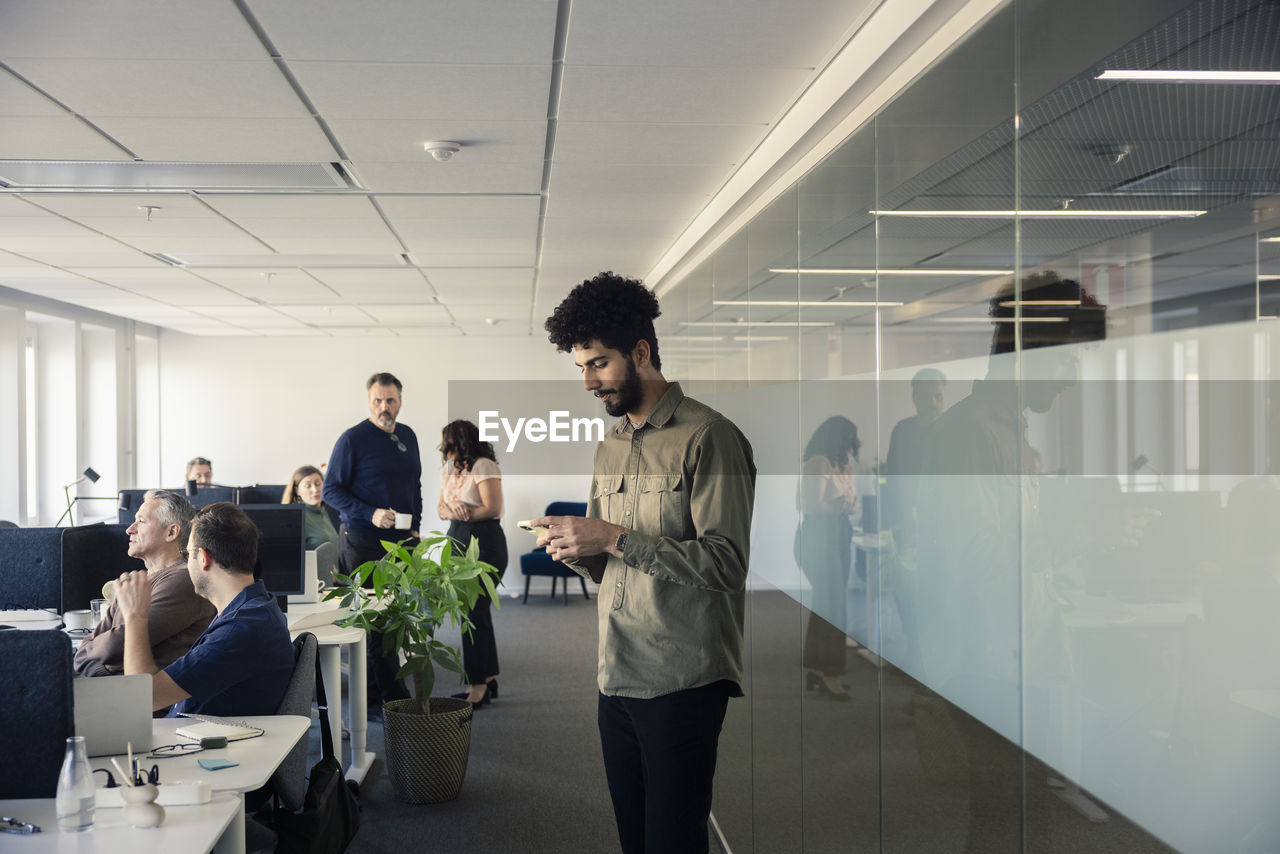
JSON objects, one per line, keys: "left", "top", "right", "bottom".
{"left": 614, "top": 531, "right": 628, "bottom": 554}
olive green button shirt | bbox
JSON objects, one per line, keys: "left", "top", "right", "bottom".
{"left": 568, "top": 382, "right": 756, "bottom": 699}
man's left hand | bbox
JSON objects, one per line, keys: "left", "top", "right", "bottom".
{"left": 114, "top": 571, "right": 152, "bottom": 624}
{"left": 531, "top": 515, "right": 625, "bottom": 561}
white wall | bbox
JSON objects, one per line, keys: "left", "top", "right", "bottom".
{"left": 156, "top": 331, "right": 597, "bottom": 576}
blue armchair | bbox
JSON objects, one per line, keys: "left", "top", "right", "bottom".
{"left": 520, "top": 501, "right": 590, "bottom": 605}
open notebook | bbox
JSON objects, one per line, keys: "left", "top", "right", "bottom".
{"left": 175, "top": 713, "right": 263, "bottom": 742}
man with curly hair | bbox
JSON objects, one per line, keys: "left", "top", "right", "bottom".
{"left": 533, "top": 271, "right": 756, "bottom": 854}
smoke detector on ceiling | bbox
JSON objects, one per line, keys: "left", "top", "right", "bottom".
{"left": 423, "top": 141, "right": 462, "bottom": 162}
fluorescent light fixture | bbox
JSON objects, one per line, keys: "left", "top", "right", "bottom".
{"left": 869, "top": 209, "right": 1205, "bottom": 219}
{"left": 667, "top": 336, "right": 725, "bottom": 342}
{"left": 768, "top": 267, "right": 1013, "bottom": 276}
{"left": 1097, "top": 70, "right": 1280, "bottom": 84}
{"left": 712, "top": 299, "right": 905, "bottom": 307}
{"left": 997, "top": 299, "right": 1083, "bottom": 307}
{"left": 732, "top": 335, "right": 790, "bottom": 342}
{"left": 1260, "top": 275, "right": 1280, "bottom": 281}
{"left": 680, "top": 321, "right": 835, "bottom": 327}
{"left": 935, "top": 316, "right": 1068, "bottom": 323}
{"left": 1262, "top": 237, "right": 1280, "bottom": 243}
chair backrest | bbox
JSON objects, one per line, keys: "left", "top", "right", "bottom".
{"left": 545, "top": 501, "right": 587, "bottom": 518}
{"left": 314, "top": 540, "right": 338, "bottom": 589}
{"left": 61, "top": 524, "right": 137, "bottom": 612}
{"left": 0, "top": 630, "right": 73, "bottom": 798}
{"left": 0, "top": 526, "right": 63, "bottom": 610}
{"left": 269, "top": 632, "right": 318, "bottom": 811}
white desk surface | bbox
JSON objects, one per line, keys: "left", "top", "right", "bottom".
{"left": 92, "top": 715, "right": 310, "bottom": 794}
{"left": 0, "top": 793, "right": 240, "bottom": 854}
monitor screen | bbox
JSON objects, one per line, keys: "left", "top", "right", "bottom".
{"left": 235, "top": 484, "right": 286, "bottom": 505}
{"left": 236, "top": 504, "right": 306, "bottom": 597}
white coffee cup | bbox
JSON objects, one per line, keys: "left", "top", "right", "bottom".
{"left": 64, "top": 609, "right": 94, "bottom": 631}
{"left": 394, "top": 512, "right": 412, "bottom": 530}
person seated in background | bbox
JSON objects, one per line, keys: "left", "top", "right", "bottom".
{"left": 74, "top": 490, "right": 214, "bottom": 677}
{"left": 185, "top": 456, "right": 214, "bottom": 488}
{"left": 282, "top": 464, "right": 339, "bottom": 551}
{"left": 116, "top": 502, "right": 295, "bottom": 716}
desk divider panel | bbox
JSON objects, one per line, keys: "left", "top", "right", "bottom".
{"left": 61, "top": 524, "right": 139, "bottom": 612}
{"left": 0, "top": 527, "right": 64, "bottom": 611}
{"left": 0, "top": 630, "right": 73, "bottom": 798}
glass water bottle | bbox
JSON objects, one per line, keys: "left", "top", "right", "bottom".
{"left": 55, "top": 736, "right": 95, "bottom": 831}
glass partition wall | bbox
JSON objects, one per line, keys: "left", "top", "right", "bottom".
{"left": 666, "top": 0, "right": 1280, "bottom": 850}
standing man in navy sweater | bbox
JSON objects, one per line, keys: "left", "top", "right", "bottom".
{"left": 324, "top": 371, "right": 422, "bottom": 704}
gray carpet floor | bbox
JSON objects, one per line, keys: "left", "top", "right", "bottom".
{"left": 302, "top": 584, "right": 620, "bottom": 854}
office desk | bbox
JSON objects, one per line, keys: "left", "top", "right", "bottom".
{"left": 93, "top": 714, "right": 308, "bottom": 854}
{"left": 0, "top": 793, "right": 241, "bottom": 854}
{"left": 287, "top": 604, "right": 374, "bottom": 785}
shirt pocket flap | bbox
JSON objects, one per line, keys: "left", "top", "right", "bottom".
{"left": 638, "top": 474, "right": 682, "bottom": 494}
{"left": 593, "top": 474, "right": 625, "bottom": 498}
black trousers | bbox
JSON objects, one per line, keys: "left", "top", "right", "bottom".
{"left": 447, "top": 519, "right": 507, "bottom": 685}
{"left": 597, "top": 681, "right": 732, "bottom": 854}
{"left": 339, "top": 523, "right": 411, "bottom": 704}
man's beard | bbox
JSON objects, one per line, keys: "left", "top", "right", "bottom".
{"left": 376, "top": 412, "right": 396, "bottom": 428}
{"left": 602, "top": 357, "right": 642, "bottom": 418}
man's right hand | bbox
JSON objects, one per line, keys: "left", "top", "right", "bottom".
{"left": 372, "top": 507, "right": 396, "bottom": 528}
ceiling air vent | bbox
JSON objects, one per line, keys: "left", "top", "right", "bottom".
{"left": 0, "top": 161, "right": 350, "bottom": 191}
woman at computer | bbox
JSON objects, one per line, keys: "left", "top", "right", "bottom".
{"left": 282, "top": 465, "right": 339, "bottom": 551}
{"left": 437, "top": 419, "right": 508, "bottom": 710}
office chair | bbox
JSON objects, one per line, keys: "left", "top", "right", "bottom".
{"left": 519, "top": 501, "right": 590, "bottom": 605}
{"left": 0, "top": 630, "right": 74, "bottom": 798}
{"left": 269, "top": 632, "right": 319, "bottom": 810}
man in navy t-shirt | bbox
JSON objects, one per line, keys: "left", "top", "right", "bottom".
{"left": 116, "top": 502, "right": 294, "bottom": 716}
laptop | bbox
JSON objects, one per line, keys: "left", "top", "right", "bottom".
{"left": 73, "top": 674, "right": 154, "bottom": 757}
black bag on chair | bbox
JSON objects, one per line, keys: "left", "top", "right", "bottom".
{"left": 271, "top": 655, "right": 361, "bottom": 854}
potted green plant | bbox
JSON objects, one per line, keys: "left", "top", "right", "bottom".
{"left": 324, "top": 533, "right": 499, "bottom": 803}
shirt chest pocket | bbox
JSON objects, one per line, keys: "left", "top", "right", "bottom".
{"left": 636, "top": 474, "right": 684, "bottom": 537}
{"left": 593, "top": 475, "right": 626, "bottom": 525}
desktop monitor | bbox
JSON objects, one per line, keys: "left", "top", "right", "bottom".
{"left": 236, "top": 484, "right": 286, "bottom": 505}
{"left": 237, "top": 504, "right": 307, "bottom": 597}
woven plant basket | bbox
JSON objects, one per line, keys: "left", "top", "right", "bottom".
{"left": 382, "top": 697, "right": 473, "bottom": 803}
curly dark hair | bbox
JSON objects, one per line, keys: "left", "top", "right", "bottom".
{"left": 544, "top": 271, "right": 662, "bottom": 370}
{"left": 440, "top": 420, "right": 497, "bottom": 473}
{"left": 988, "top": 271, "right": 1106, "bottom": 355}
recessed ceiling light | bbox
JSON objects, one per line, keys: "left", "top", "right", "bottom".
{"left": 1260, "top": 275, "right": 1280, "bottom": 282}
{"left": 997, "top": 300, "right": 1083, "bottom": 307}
{"left": 934, "top": 316, "right": 1069, "bottom": 323}
{"left": 868, "top": 209, "right": 1205, "bottom": 219}
{"left": 1262, "top": 237, "right": 1280, "bottom": 243}
{"left": 680, "top": 321, "right": 835, "bottom": 327}
{"left": 1097, "top": 70, "right": 1280, "bottom": 84}
{"left": 712, "top": 300, "right": 904, "bottom": 307}
{"left": 768, "top": 267, "right": 1013, "bottom": 276}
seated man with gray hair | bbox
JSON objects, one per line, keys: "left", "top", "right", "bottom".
{"left": 74, "top": 489, "right": 215, "bottom": 676}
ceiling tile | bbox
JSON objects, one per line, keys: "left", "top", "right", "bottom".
{"left": 424, "top": 268, "right": 533, "bottom": 291}
{"left": 554, "top": 121, "right": 762, "bottom": 165}
{"left": 394, "top": 219, "right": 535, "bottom": 255}
{"left": 374, "top": 196, "right": 540, "bottom": 220}
{"left": 202, "top": 195, "right": 379, "bottom": 219}
{"left": 249, "top": 0, "right": 558, "bottom": 64}
{"left": 288, "top": 62, "right": 550, "bottom": 121}
{"left": 567, "top": 0, "right": 868, "bottom": 67}
{"left": 91, "top": 117, "right": 338, "bottom": 162}
{"left": 307, "top": 268, "right": 434, "bottom": 298}
{"left": 5, "top": 59, "right": 311, "bottom": 118}
{"left": 0, "top": 116, "right": 133, "bottom": 160}
{"left": 0, "top": 1, "right": 265, "bottom": 60}
{"left": 24, "top": 193, "right": 211, "bottom": 219}
{"left": 547, "top": 190, "right": 708, "bottom": 222}
{"left": 360, "top": 304, "right": 451, "bottom": 324}
{"left": 277, "top": 305, "right": 375, "bottom": 325}
{"left": 559, "top": 65, "right": 813, "bottom": 125}
{"left": 350, "top": 161, "right": 543, "bottom": 194}
{"left": 0, "top": 72, "right": 69, "bottom": 116}
{"left": 328, "top": 119, "right": 546, "bottom": 164}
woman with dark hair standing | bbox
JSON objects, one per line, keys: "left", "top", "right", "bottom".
{"left": 282, "top": 464, "right": 339, "bottom": 551}
{"left": 796, "top": 416, "right": 861, "bottom": 700}
{"left": 438, "top": 419, "right": 508, "bottom": 709}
